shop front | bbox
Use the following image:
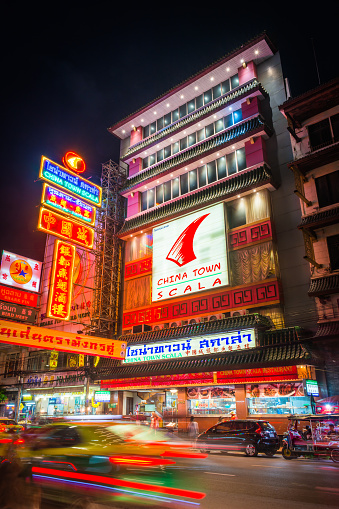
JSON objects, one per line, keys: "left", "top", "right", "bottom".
{"left": 101, "top": 365, "right": 317, "bottom": 435}
{"left": 21, "top": 371, "right": 98, "bottom": 419}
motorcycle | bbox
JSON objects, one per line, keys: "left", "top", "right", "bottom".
{"left": 282, "top": 414, "right": 339, "bottom": 462}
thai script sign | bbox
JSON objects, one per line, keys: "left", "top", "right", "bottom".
{"left": 23, "top": 371, "right": 85, "bottom": 387}
{"left": 0, "top": 285, "right": 38, "bottom": 307}
{"left": 38, "top": 207, "right": 94, "bottom": 249}
{"left": 124, "top": 329, "right": 255, "bottom": 364}
{"left": 0, "top": 301, "right": 37, "bottom": 323}
{"left": 41, "top": 184, "right": 96, "bottom": 226}
{"left": 0, "top": 251, "right": 42, "bottom": 293}
{"left": 0, "top": 318, "right": 127, "bottom": 359}
{"left": 39, "top": 156, "right": 102, "bottom": 206}
{"left": 152, "top": 204, "right": 228, "bottom": 302}
{"left": 47, "top": 240, "right": 75, "bottom": 321}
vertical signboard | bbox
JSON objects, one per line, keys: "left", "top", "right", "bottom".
{"left": 47, "top": 240, "right": 76, "bottom": 321}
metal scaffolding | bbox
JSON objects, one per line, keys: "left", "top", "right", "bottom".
{"left": 90, "top": 160, "right": 126, "bottom": 339}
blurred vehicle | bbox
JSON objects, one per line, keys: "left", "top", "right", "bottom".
{"left": 282, "top": 414, "right": 339, "bottom": 462}
{"left": 0, "top": 417, "right": 23, "bottom": 433}
{"left": 14, "top": 422, "right": 206, "bottom": 508}
{"left": 196, "top": 419, "right": 280, "bottom": 457}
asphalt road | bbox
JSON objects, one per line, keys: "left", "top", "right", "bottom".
{"left": 180, "top": 451, "right": 339, "bottom": 509}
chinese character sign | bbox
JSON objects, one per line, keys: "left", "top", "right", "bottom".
{"left": 0, "top": 251, "right": 42, "bottom": 293}
{"left": 0, "top": 318, "right": 127, "bottom": 359}
{"left": 124, "top": 329, "right": 256, "bottom": 364}
{"left": 41, "top": 184, "right": 96, "bottom": 226}
{"left": 47, "top": 240, "right": 75, "bottom": 321}
{"left": 38, "top": 207, "right": 94, "bottom": 249}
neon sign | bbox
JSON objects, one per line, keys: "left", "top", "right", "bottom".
{"left": 38, "top": 207, "right": 94, "bottom": 249}
{"left": 152, "top": 204, "right": 228, "bottom": 301}
{"left": 62, "top": 151, "right": 86, "bottom": 174}
{"left": 0, "top": 318, "right": 127, "bottom": 359}
{"left": 41, "top": 184, "right": 96, "bottom": 226}
{"left": 39, "top": 156, "right": 102, "bottom": 207}
{"left": 0, "top": 251, "right": 42, "bottom": 293}
{"left": 123, "top": 329, "right": 256, "bottom": 363}
{"left": 47, "top": 240, "right": 76, "bottom": 321}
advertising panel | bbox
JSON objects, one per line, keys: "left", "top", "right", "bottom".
{"left": 246, "top": 382, "right": 304, "bottom": 398}
{"left": 0, "top": 251, "right": 42, "bottom": 293}
{"left": 124, "top": 329, "right": 255, "bottom": 364}
{"left": 39, "top": 156, "right": 102, "bottom": 206}
{"left": 41, "top": 184, "right": 96, "bottom": 226}
{"left": 152, "top": 204, "right": 228, "bottom": 302}
{"left": 0, "top": 286, "right": 38, "bottom": 307}
{"left": 0, "top": 318, "right": 127, "bottom": 359}
{"left": 46, "top": 240, "right": 76, "bottom": 321}
{"left": 94, "top": 391, "right": 110, "bottom": 403}
{"left": 38, "top": 207, "right": 94, "bottom": 249}
{"left": 0, "top": 301, "right": 37, "bottom": 323}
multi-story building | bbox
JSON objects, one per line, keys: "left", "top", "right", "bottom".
{"left": 280, "top": 77, "right": 339, "bottom": 401}
{"left": 93, "top": 33, "right": 325, "bottom": 433}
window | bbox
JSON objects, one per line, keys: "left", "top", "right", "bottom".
{"left": 164, "top": 113, "right": 171, "bottom": 127}
{"left": 187, "top": 99, "right": 195, "bottom": 113}
{"left": 198, "top": 165, "right": 207, "bottom": 187}
{"left": 150, "top": 122, "right": 156, "bottom": 135}
{"left": 215, "top": 118, "right": 224, "bottom": 133}
{"left": 236, "top": 148, "right": 246, "bottom": 172}
{"left": 215, "top": 422, "right": 233, "bottom": 432}
{"left": 173, "top": 141, "right": 180, "bottom": 154}
{"left": 222, "top": 80, "right": 230, "bottom": 94}
{"left": 179, "top": 103, "right": 187, "bottom": 118}
{"left": 197, "top": 128, "right": 205, "bottom": 142}
{"left": 207, "top": 161, "right": 217, "bottom": 184}
{"left": 327, "top": 234, "right": 339, "bottom": 271}
{"left": 217, "top": 156, "right": 227, "bottom": 179}
{"left": 157, "top": 148, "right": 164, "bottom": 162}
{"left": 213, "top": 84, "right": 222, "bottom": 99}
{"left": 4, "top": 353, "right": 20, "bottom": 378}
{"left": 308, "top": 119, "right": 332, "bottom": 150}
{"left": 189, "top": 169, "right": 198, "bottom": 191}
{"left": 227, "top": 200, "right": 247, "bottom": 229}
{"left": 233, "top": 108, "right": 243, "bottom": 123}
{"left": 156, "top": 185, "right": 163, "bottom": 205}
{"left": 172, "top": 109, "right": 179, "bottom": 122}
{"left": 188, "top": 133, "right": 196, "bottom": 147}
{"left": 196, "top": 94, "right": 203, "bottom": 108}
{"left": 180, "top": 173, "right": 188, "bottom": 195}
{"left": 205, "top": 123, "right": 214, "bottom": 138}
{"left": 172, "top": 177, "right": 180, "bottom": 198}
{"left": 315, "top": 170, "right": 339, "bottom": 208}
{"left": 180, "top": 137, "right": 187, "bottom": 151}
{"left": 164, "top": 145, "right": 171, "bottom": 159}
{"left": 143, "top": 125, "right": 149, "bottom": 138}
{"left": 157, "top": 117, "right": 164, "bottom": 131}
{"left": 226, "top": 152, "right": 237, "bottom": 175}
{"left": 141, "top": 192, "right": 148, "bottom": 211}
{"left": 204, "top": 89, "right": 212, "bottom": 104}
{"left": 231, "top": 74, "right": 239, "bottom": 89}
{"left": 163, "top": 181, "right": 171, "bottom": 202}
{"left": 148, "top": 188, "right": 155, "bottom": 208}
{"left": 149, "top": 154, "right": 155, "bottom": 166}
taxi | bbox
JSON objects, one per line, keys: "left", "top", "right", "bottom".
{"left": 15, "top": 422, "right": 206, "bottom": 508}
{"left": 0, "top": 418, "right": 24, "bottom": 433}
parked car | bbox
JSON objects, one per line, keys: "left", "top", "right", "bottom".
{"left": 196, "top": 419, "right": 280, "bottom": 457}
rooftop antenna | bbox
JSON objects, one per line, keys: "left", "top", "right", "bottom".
{"left": 311, "top": 38, "right": 321, "bottom": 86}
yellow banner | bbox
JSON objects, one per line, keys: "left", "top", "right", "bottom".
{"left": 0, "top": 319, "right": 126, "bottom": 359}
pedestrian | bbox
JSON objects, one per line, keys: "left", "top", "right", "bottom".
{"left": 230, "top": 411, "right": 237, "bottom": 420}
{"left": 188, "top": 416, "right": 199, "bottom": 441}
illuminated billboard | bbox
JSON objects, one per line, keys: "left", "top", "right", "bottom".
{"left": 38, "top": 207, "right": 94, "bottom": 249}
{"left": 124, "top": 329, "right": 256, "bottom": 363}
{"left": 0, "top": 318, "right": 127, "bottom": 359}
{"left": 47, "top": 240, "right": 76, "bottom": 321}
{"left": 152, "top": 203, "right": 228, "bottom": 302}
{"left": 39, "top": 156, "right": 102, "bottom": 207}
{"left": 0, "top": 251, "right": 42, "bottom": 293}
{"left": 41, "top": 184, "right": 96, "bottom": 225}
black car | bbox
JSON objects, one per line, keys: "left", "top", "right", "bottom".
{"left": 196, "top": 419, "right": 280, "bottom": 457}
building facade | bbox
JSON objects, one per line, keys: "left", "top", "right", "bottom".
{"left": 92, "top": 33, "right": 325, "bottom": 434}
{"left": 280, "top": 77, "right": 339, "bottom": 399}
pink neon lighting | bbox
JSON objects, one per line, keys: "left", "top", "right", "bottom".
{"left": 31, "top": 466, "right": 206, "bottom": 499}
{"left": 166, "top": 213, "right": 210, "bottom": 267}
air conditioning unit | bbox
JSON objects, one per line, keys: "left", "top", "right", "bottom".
{"left": 132, "top": 324, "right": 152, "bottom": 334}
{"left": 230, "top": 309, "right": 249, "bottom": 317}
{"left": 208, "top": 314, "right": 223, "bottom": 321}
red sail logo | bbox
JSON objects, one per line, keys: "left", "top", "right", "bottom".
{"left": 166, "top": 213, "right": 210, "bottom": 267}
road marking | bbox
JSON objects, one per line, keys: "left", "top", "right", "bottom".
{"left": 251, "top": 464, "right": 283, "bottom": 468}
{"left": 204, "top": 472, "right": 236, "bottom": 476}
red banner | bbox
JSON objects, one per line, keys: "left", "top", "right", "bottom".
{"left": 101, "top": 366, "right": 300, "bottom": 389}
{"left": 123, "top": 279, "right": 280, "bottom": 327}
{"left": 38, "top": 207, "right": 94, "bottom": 249}
{"left": 47, "top": 240, "right": 75, "bottom": 321}
{"left": 0, "top": 285, "right": 38, "bottom": 307}
{"left": 125, "top": 257, "right": 152, "bottom": 280}
{"left": 228, "top": 219, "right": 272, "bottom": 250}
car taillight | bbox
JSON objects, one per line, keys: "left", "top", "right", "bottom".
{"left": 109, "top": 455, "right": 176, "bottom": 467}
{"left": 13, "top": 438, "right": 25, "bottom": 445}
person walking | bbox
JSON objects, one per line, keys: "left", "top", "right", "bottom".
{"left": 188, "top": 416, "right": 199, "bottom": 445}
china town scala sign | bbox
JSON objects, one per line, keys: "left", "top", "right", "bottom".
{"left": 123, "top": 329, "right": 256, "bottom": 364}
{"left": 0, "top": 319, "right": 127, "bottom": 359}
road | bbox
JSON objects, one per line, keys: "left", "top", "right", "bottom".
{"left": 179, "top": 451, "right": 339, "bottom": 509}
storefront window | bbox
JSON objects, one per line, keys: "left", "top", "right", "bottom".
{"left": 187, "top": 386, "right": 236, "bottom": 416}
{"left": 246, "top": 383, "right": 312, "bottom": 415}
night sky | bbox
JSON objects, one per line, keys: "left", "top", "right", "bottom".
{"left": 1, "top": 4, "right": 336, "bottom": 263}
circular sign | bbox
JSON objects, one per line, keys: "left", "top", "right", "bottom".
{"left": 63, "top": 151, "right": 86, "bottom": 174}
{"left": 10, "top": 260, "right": 33, "bottom": 285}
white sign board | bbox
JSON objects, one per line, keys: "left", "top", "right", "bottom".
{"left": 152, "top": 204, "right": 228, "bottom": 301}
{"left": 0, "top": 250, "right": 42, "bottom": 293}
{"left": 124, "top": 329, "right": 256, "bottom": 364}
